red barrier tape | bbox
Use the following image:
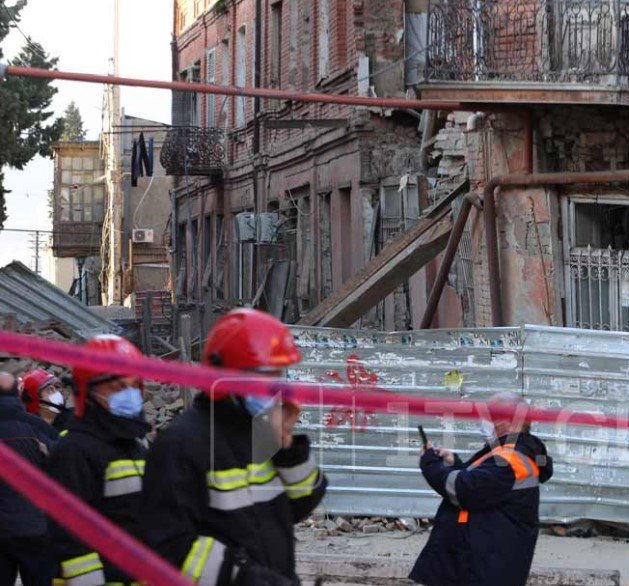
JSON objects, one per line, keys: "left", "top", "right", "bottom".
{"left": 0, "top": 439, "right": 191, "bottom": 585}
{"left": 1, "top": 331, "right": 628, "bottom": 430}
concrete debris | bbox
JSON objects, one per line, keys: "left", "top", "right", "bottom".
{"left": 299, "top": 516, "right": 427, "bottom": 538}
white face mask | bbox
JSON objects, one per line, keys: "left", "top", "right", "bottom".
{"left": 42, "top": 391, "right": 65, "bottom": 413}
{"left": 479, "top": 420, "right": 497, "bottom": 443}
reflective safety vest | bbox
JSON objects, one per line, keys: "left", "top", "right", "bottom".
{"left": 445, "top": 442, "right": 540, "bottom": 524}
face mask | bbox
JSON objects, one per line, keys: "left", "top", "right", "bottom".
{"left": 107, "top": 387, "right": 143, "bottom": 419}
{"left": 41, "top": 391, "right": 65, "bottom": 413}
{"left": 480, "top": 420, "right": 497, "bottom": 443}
{"left": 244, "top": 396, "right": 276, "bottom": 417}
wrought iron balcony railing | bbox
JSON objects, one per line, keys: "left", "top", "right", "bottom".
{"left": 160, "top": 127, "right": 226, "bottom": 177}
{"left": 426, "top": 0, "right": 629, "bottom": 83}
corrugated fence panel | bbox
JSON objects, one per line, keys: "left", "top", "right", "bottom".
{"left": 289, "top": 324, "right": 629, "bottom": 523}
{"left": 523, "top": 326, "right": 629, "bottom": 524}
{"left": 290, "top": 326, "right": 523, "bottom": 519}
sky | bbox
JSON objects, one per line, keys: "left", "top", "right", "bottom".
{"left": 0, "top": 0, "right": 172, "bottom": 270}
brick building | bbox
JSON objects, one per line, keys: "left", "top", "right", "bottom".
{"left": 412, "top": 0, "right": 629, "bottom": 332}
{"left": 168, "top": 0, "right": 437, "bottom": 336}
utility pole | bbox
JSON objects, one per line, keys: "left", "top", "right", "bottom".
{"left": 28, "top": 230, "right": 43, "bottom": 275}
{"left": 252, "top": 0, "right": 262, "bottom": 292}
{"left": 105, "top": 0, "right": 123, "bottom": 305}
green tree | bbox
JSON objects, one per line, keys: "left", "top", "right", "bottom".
{"left": 0, "top": 0, "right": 63, "bottom": 228}
{"left": 60, "top": 101, "right": 85, "bottom": 141}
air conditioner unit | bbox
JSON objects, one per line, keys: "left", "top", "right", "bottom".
{"left": 236, "top": 212, "right": 256, "bottom": 242}
{"left": 132, "top": 229, "right": 154, "bottom": 244}
{"left": 257, "top": 213, "right": 279, "bottom": 244}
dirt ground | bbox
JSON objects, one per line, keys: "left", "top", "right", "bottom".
{"left": 295, "top": 527, "right": 629, "bottom": 586}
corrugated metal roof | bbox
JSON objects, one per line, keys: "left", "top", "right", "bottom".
{"left": 0, "top": 261, "right": 115, "bottom": 340}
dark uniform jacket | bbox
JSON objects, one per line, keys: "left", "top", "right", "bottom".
{"left": 410, "top": 433, "right": 553, "bottom": 586}
{"left": 0, "top": 394, "right": 57, "bottom": 539}
{"left": 46, "top": 403, "right": 150, "bottom": 585}
{"left": 141, "top": 395, "right": 327, "bottom": 585}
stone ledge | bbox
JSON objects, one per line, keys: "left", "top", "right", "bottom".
{"left": 297, "top": 554, "right": 620, "bottom": 586}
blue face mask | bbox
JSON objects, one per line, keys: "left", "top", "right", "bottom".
{"left": 244, "top": 396, "right": 275, "bottom": 416}
{"left": 108, "top": 387, "right": 143, "bottom": 419}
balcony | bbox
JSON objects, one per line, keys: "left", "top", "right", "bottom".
{"left": 160, "top": 127, "right": 226, "bottom": 177}
{"left": 420, "top": 0, "right": 629, "bottom": 105}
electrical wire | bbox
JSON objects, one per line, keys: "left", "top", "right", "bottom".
{"left": 0, "top": 2, "right": 50, "bottom": 64}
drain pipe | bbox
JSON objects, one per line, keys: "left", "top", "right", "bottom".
{"left": 485, "top": 169, "right": 629, "bottom": 326}
{"left": 420, "top": 194, "right": 482, "bottom": 329}
{"left": 421, "top": 110, "right": 533, "bottom": 329}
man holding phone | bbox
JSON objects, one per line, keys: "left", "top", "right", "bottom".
{"left": 410, "top": 392, "right": 553, "bottom": 586}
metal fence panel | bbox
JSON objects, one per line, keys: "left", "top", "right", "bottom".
{"left": 290, "top": 324, "right": 629, "bottom": 523}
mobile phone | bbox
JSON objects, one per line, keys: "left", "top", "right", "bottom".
{"left": 418, "top": 425, "right": 428, "bottom": 448}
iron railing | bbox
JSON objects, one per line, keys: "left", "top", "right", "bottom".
{"left": 160, "top": 127, "right": 226, "bottom": 176}
{"left": 426, "top": 0, "right": 629, "bottom": 83}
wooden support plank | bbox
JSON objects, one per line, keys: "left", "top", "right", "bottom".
{"left": 299, "top": 179, "right": 468, "bottom": 327}
{"left": 299, "top": 216, "right": 451, "bottom": 327}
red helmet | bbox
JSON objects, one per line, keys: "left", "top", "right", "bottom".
{"left": 22, "top": 369, "right": 59, "bottom": 414}
{"left": 72, "top": 335, "right": 144, "bottom": 417}
{"left": 202, "top": 308, "right": 301, "bottom": 370}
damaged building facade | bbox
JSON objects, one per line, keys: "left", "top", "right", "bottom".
{"left": 168, "top": 0, "right": 442, "bottom": 336}
{"left": 412, "top": 0, "right": 629, "bottom": 331}
{"left": 169, "top": 0, "right": 629, "bottom": 336}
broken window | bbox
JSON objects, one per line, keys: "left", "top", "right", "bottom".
{"left": 565, "top": 198, "right": 629, "bottom": 331}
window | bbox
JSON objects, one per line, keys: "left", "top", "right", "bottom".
{"left": 194, "top": 0, "right": 202, "bottom": 18}
{"left": 235, "top": 26, "right": 247, "bottom": 127}
{"left": 176, "top": 64, "right": 201, "bottom": 127}
{"left": 301, "top": 0, "right": 311, "bottom": 89}
{"left": 318, "top": 0, "right": 330, "bottom": 80}
{"left": 271, "top": 2, "right": 283, "bottom": 88}
{"left": 565, "top": 198, "right": 629, "bottom": 331}
{"left": 221, "top": 40, "right": 230, "bottom": 128}
{"left": 207, "top": 48, "right": 216, "bottom": 127}
{"left": 288, "top": 0, "right": 299, "bottom": 88}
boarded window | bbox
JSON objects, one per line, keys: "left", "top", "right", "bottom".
{"left": 318, "top": 0, "right": 330, "bottom": 80}
{"left": 235, "top": 26, "right": 247, "bottom": 127}
{"left": 301, "top": 0, "right": 311, "bottom": 89}
{"left": 271, "top": 2, "right": 283, "bottom": 87}
{"left": 288, "top": 0, "right": 299, "bottom": 88}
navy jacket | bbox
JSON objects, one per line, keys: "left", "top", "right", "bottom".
{"left": 47, "top": 403, "right": 149, "bottom": 584}
{"left": 0, "top": 394, "right": 58, "bottom": 539}
{"left": 142, "top": 395, "right": 327, "bottom": 584}
{"left": 410, "top": 433, "right": 553, "bottom": 586}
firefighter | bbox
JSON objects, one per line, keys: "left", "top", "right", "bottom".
{"left": 0, "top": 371, "right": 57, "bottom": 585}
{"left": 142, "top": 308, "right": 327, "bottom": 585}
{"left": 409, "top": 392, "right": 553, "bottom": 586}
{"left": 46, "top": 335, "right": 150, "bottom": 586}
{"left": 21, "top": 369, "right": 73, "bottom": 432}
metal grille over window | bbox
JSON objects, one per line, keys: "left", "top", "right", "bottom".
{"left": 566, "top": 200, "right": 629, "bottom": 331}
{"left": 426, "top": 0, "right": 629, "bottom": 83}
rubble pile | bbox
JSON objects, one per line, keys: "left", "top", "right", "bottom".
{"left": 142, "top": 383, "right": 185, "bottom": 432}
{"left": 300, "top": 515, "right": 432, "bottom": 540}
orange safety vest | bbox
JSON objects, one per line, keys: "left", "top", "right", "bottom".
{"left": 455, "top": 443, "right": 540, "bottom": 524}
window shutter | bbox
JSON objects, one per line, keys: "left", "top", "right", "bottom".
{"left": 207, "top": 48, "right": 216, "bottom": 127}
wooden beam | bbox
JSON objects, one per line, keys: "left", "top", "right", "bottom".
{"left": 299, "top": 215, "right": 451, "bottom": 328}
{"left": 298, "top": 178, "right": 468, "bottom": 327}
